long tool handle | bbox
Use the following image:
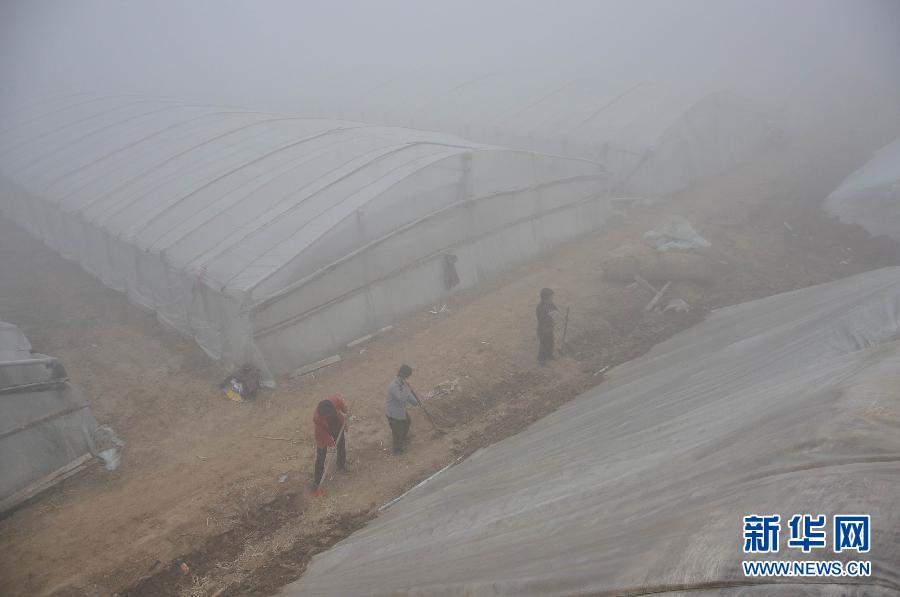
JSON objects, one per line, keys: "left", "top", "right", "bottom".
{"left": 313, "top": 420, "right": 346, "bottom": 495}
{"left": 560, "top": 306, "right": 570, "bottom": 354}
{"left": 408, "top": 385, "right": 445, "bottom": 433}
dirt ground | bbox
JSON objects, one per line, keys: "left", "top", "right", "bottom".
{"left": 1, "top": 126, "right": 898, "bottom": 597}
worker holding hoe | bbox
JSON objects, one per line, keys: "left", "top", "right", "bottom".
{"left": 385, "top": 364, "right": 420, "bottom": 454}
{"left": 313, "top": 395, "right": 348, "bottom": 490}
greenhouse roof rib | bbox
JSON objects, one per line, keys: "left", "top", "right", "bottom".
{"left": 0, "top": 96, "right": 497, "bottom": 295}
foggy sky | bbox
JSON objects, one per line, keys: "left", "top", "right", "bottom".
{"left": 2, "top": 0, "right": 900, "bottom": 116}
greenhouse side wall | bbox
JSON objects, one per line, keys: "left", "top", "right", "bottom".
{"left": 0, "top": 385, "right": 97, "bottom": 511}
{"left": 0, "top": 174, "right": 252, "bottom": 372}
{"left": 250, "top": 174, "right": 609, "bottom": 375}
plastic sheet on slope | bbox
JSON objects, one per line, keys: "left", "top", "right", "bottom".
{"left": 825, "top": 137, "right": 900, "bottom": 242}
{"left": 288, "top": 267, "right": 900, "bottom": 596}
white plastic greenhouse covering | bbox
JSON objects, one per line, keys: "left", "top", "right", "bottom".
{"left": 292, "top": 72, "right": 779, "bottom": 197}
{"left": 825, "top": 136, "right": 900, "bottom": 242}
{"left": 289, "top": 267, "right": 900, "bottom": 596}
{"left": 0, "top": 320, "right": 97, "bottom": 513}
{"left": 0, "top": 95, "right": 609, "bottom": 377}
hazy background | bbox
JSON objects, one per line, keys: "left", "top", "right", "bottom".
{"left": 2, "top": 0, "right": 899, "bottom": 117}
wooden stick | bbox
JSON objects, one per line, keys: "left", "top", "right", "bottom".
{"left": 254, "top": 435, "right": 296, "bottom": 442}
{"left": 633, "top": 274, "right": 659, "bottom": 295}
{"left": 407, "top": 384, "right": 447, "bottom": 434}
{"left": 290, "top": 354, "right": 341, "bottom": 378}
{"left": 313, "top": 422, "right": 347, "bottom": 496}
{"left": 645, "top": 281, "right": 672, "bottom": 312}
{"left": 0, "top": 453, "right": 93, "bottom": 513}
{"left": 559, "top": 306, "right": 570, "bottom": 355}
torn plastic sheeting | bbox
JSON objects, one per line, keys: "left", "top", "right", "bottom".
{"left": 288, "top": 267, "right": 900, "bottom": 596}
{"left": 643, "top": 214, "right": 711, "bottom": 252}
{"left": 92, "top": 425, "right": 125, "bottom": 471}
{"left": 663, "top": 298, "right": 691, "bottom": 313}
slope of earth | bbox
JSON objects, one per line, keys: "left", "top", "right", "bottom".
{"left": 0, "top": 125, "right": 898, "bottom": 597}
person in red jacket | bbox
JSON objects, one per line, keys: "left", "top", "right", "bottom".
{"left": 313, "top": 395, "right": 348, "bottom": 488}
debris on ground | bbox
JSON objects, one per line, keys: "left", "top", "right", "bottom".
{"left": 592, "top": 366, "right": 610, "bottom": 377}
{"left": 631, "top": 273, "right": 658, "bottom": 294}
{"left": 643, "top": 215, "right": 711, "bottom": 252}
{"left": 426, "top": 378, "right": 461, "bottom": 399}
{"left": 289, "top": 355, "right": 341, "bottom": 379}
{"left": 221, "top": 365, "right": 263, "bottom": 401}
{"left": 255, "top": 435, "right": 297, "bottom": 442}
{"left": 663, "top": 299, "right": 691, "bottom": 313}
{"left": 644, "top": 281, "right": 672, "bottom": 312}
{"left": 346, "top": 325, "right": 393, "bottom": 349}
{"left": 428, "top": 304, "right": 450, "bottom": 315}
{"left": 92, "top": 425, "right": 125, "bottom": 471}
{"left": 604, "top": 217, "right": 712, "bottom": 316}
{"left": 627, "top": 274, "right": 679, "bottom": 313}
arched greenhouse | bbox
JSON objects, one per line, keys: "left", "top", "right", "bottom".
{"left": 0, "top": 95, "right": 610, "bottom": 377}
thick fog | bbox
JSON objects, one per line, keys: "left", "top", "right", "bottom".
{"left": 2, "top": 5, "right": 900, "bottom": 594}
{"left": 2, "top": 0, "right": 899, "bottom": 118}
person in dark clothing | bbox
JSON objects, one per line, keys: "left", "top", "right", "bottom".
{"left": 385, "top": 364, "right": 420, "bottom": 454}
{"left": 313, "top": 395, "right": 348, "bottom": 488}
{"left": 536, "top": 287, "right": 559, "bottom": 365}
{"left": 443, "top": 253, "right": 460, "bottom": 290}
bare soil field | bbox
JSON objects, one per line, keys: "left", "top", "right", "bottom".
{"left": 1, "top": 128, "right": 898, "bottom": 597}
